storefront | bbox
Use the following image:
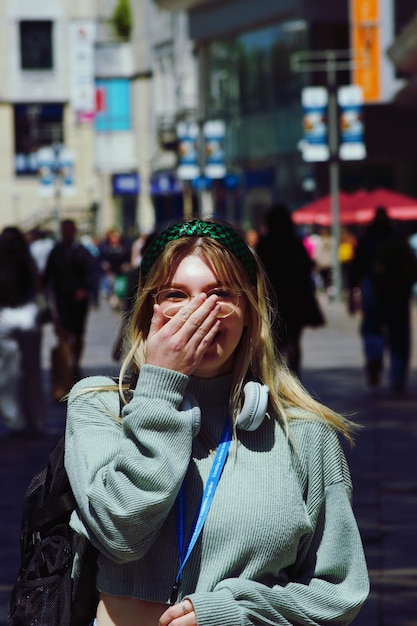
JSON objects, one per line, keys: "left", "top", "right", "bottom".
{"left": 112, "top": 172, "right": 139, "bottom": 237}
{"left": 150, "top": 171, "right": 184, "bottom": 226}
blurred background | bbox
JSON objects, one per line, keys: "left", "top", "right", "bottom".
{"left": 1, "top": 2, "right": 417, "bottom": 624}
{"left": 0, "top": 0, "right": 417, "bottom": 242}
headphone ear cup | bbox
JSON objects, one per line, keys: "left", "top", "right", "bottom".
{"left": 236, "top": 382, "right": 269, "bottom": 431}
{"left": 180, "top": 393, "right": 201, "bottom": 438}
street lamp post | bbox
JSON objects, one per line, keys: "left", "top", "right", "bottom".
{"left": 291, "top": 49, "right": 367, "bottom": 302}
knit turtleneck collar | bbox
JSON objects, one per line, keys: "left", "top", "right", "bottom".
{"left": 187, "top": 373, "right": 234, "bottom": 448}
{"left": 188, "top": 372, "right": 234, "bottom": 409}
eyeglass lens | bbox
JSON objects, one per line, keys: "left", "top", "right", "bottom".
{"left": 156, "top": 288, "right": 239, "bottom": 319}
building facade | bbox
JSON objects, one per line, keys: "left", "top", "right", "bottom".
{"left": 153, "top": 0, "right": 417, "bottom": 230}
{"left": 0, "top": 0, "right": 197, "bottom": 236}
{"left": 2, "top": 0, "right": 417, "bottom": 236}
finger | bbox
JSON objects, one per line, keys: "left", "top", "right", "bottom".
{"left": 159, "top": 600, "right": 195, "bottom": 626}
{"left": 147, "top": 304, "right": 165, "bottom": 338}
{"left": 158, "top": 293, "right": 217, "bottom": 342}
{"left": 192, "top": 310, "right": 221, "bottom": 344}
{"left": 177, "top": 295, "right": 220, "bottom": 336}
{"left": 170, "top": 293, "right": 207, "bottom": 328}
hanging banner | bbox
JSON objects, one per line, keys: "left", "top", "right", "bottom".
{"left": 112, "top": 173, "right": 140, "bottom": 196}
{"left": 203, "top": 120, "right": 226, "bottom": 179}
{"left": 177, "top": 121, "right": 200, "bottom": 180}
{"left": 70, "top": 21, "right": 96, "bottom": 123}
{"left": 301, "top": 87, "right": 329, "bottom": 162}
{"left": 338, "top": 85, "right": 366, "bottom": 161}
{"left": 350, "top": 0, "right": 380, "bottom": 102}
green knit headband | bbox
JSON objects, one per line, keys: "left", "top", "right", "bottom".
{"left": 141, "top": 220, "right": 257, "bottom": 284}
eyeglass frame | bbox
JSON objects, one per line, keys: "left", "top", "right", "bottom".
{"left": 152, "top": 286, "right": 243, "bottom": 319}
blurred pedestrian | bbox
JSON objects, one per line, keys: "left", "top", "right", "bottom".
{"left": 408, "top": 221, "right": 417, "bottom": 303}
{"left": 130, "top": 231, "right": 151, "bottom": 268}
{"left": 111, "top": 231, "right": 156, "bottom": 361}
{"left": 313, "top": 227, "right": 335, "bottom": 298}
{"left": 351, "top": 206, "right": 417, "bottom": 392}
{"left": 80, "top": 233, "right": 102, "bottom": 308}
{"left": 244, "top": 228, "right": 259, "bottom": 250}
{"left": 300, "top": 227, "right": 316, "bottom": 259}
{"left": 256, "top": 204, "right": 325, "bottom": 377}
{"left": 98, "top": 229, "right": 131, "bottom": 310}
{"left": 0, "top": 226, "right": 46, "bottom": 436}
{"left": 44, "top": 219, "right": 94, "bottom": 386}
{"left": 27, "top": 227, "right": 55, "bottom": 277}
{"left": 338, "top": 227, "right": 357, "bottom": 310}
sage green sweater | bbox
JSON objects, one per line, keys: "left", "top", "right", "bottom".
{"left": 65, "top": 365, "right": 369, "bottom": 626}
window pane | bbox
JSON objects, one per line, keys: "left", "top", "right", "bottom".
{"left": 208, "top": 20, "right": 308, "bottom": 117}
{"left": 20, "top": 20, "right": 53, "bottom": 70}
{"left": 14, "top": 104, "right": 63, "bottom": 176}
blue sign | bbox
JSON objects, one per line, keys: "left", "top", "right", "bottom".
{"left": 192, "top": 175, "right": 211, "bottom": 191}
{"left": 112, "top": 173, "right": 140, "bottom": 195}
{"left": 223, "top": 173, "right": 241, "bottom": 189}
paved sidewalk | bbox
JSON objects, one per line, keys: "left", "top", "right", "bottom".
{"left": 302, "top": 296, "right": 417, "bottom": 626}
{"left": 0, "top": 297, "right": 416, "bottom": 626}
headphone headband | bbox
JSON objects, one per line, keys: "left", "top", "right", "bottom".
{"left": 140, "top": 220, "right": 257, "bottom": 284}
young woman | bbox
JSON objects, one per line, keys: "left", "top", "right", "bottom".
{"left": 65, "top": 219, "right": 369, "bottom": 626}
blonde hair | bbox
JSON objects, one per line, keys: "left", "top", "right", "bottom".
{"left": 118, "top": 232, "right": 355, "bottom": 443}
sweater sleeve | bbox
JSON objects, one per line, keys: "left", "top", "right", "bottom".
{"left": 185, "top": 421, "right": 369, "bottom": 626}
{"left": 64, "top": 365, "right": 192, "bottom": 563}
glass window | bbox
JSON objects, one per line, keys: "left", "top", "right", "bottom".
{"left": 208, "top": 20, "right": 308, "bottom": 117}
{"left": 20, "top": 21, "right": 53, "bottom": 70}
{"left": 14, "top": 104, "right": 64, "bottom": 176}
{"left": 207, "top": 20, "right": 308, "bottom": 163}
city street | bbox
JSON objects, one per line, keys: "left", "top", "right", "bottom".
{"left": 1, "top": 296, "right": 416, "bottom": 626}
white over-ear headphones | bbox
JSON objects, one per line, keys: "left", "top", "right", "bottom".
{"left": 180, "top": 381, "right": 269, "bottom": 437}
{"left": 235, "top": 381, "right": 269, "bottom": 431}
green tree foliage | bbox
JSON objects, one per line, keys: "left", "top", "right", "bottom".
{"left": 110, "top": 0, "right": 133, "bottom": 40}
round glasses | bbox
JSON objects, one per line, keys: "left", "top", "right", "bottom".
{"left": 153, "top": 287, "right": 242, "bottom": 319}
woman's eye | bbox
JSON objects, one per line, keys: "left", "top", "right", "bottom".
{"left": 166, "top": 291, "right": 188, "bottom": 301}
{"left": 209, "top": 289, "right": 233, "bottom": 300}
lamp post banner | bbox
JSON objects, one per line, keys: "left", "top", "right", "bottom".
{"left": 338, "top": 85, "right": 366, "bottom": 161}
{"left": 203, "top": 120, "right": 226, "bottom": 179}
{"left": 301, "top": 87, "right": 329, "bottom": 162}
{"left": 177, "top": 122, "right": 200, "bottom": 180}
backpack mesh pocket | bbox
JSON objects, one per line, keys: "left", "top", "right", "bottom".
{"left": 9, "top": 534, "right": 72, "bottom": 626}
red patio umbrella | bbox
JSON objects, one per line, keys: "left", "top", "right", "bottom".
{"left": 349, "top": 188, "right": 417, "bottom": 222}
{"left": 291, "top": 192, "right": 353, "bottom": 226}
{"left": 292, "top": 188, "right": 417, "bottom": 226}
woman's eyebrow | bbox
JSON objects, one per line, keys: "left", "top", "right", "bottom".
{"left": 163, "top": 280, "right": 222, "bottom": 290}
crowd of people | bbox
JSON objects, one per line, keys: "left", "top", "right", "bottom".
{"left": 0, "top": 220, "right": 153, "bottom": 437}
{"left": 297, "top": 209, "right": 417, "bottom": 392}
{"left": 1, "top": 206, "right": 417, "bottom": 440}
{"left": 3, "top": 206, "right": 417, "bottom": 626}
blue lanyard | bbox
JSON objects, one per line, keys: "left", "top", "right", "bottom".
{"left": 169, "top": 420, "right": 232, "bottom": 604}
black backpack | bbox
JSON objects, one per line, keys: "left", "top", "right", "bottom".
{"left": 8, "top": 434, "right": 99, "bottom": 626}
{"left": 8, "top": 379, "right": 134, "bottom": 626}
